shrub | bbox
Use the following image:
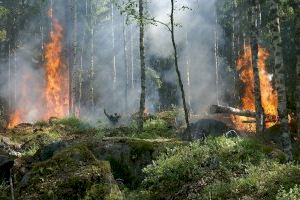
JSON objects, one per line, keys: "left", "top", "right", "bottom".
{"left": 276, "top": 185, "right": 300, "bottom": 200}
{"left": 142, "top": 137, "right": 300, "bottom": 200}
{"left": 55, "top": 117, "right": 93, "bottom": 134}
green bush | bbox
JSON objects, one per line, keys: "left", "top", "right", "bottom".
{"left": 142, "top": 137, "right": 300, "bottom": 200}
{"left": 276, "top": 185, "right": 300, "bottom": 200}
{"left": 55, "top": 117, "right": 93, "bottom": 134}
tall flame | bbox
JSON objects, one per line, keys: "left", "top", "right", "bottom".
{"left": 7, "top": 8, "right": 69, "bottom": 128}
{"left": 232, "top": 45, "right": 278, "bottom": 132}
{"left": 43, "top": 8, "right": 69, "bottom": 119}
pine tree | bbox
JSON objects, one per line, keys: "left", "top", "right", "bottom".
{"left": 249, "top": 0, "right": 265, "bottom": 133}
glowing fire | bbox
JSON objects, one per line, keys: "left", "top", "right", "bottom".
{"left": 8, "top": 112, "right": 21, "bottom": 128}
{"left": 43, "top": 8, "right": 69, "bottom": 119}
{"left": 232, "top": 45, "right": 278, "bottom": 132}
{"left": 8, "top": 8, "right": 69, "bottom": 128}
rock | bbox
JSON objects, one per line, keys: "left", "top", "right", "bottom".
{"left": 35, "top": 141, "right": 67, "bottom": 161}
{"left": 88, "top": 137, "right": 183, "bottom": 188}
{"left": 0, "top": 155, "right": 14, "bottom": 182}
{"left": 180, "top": 119, "right": 235, "bottom": 140}
{"left": 0, "top": 137, "right": 22, "bottom": 157}
{"left": 17, "top": 144, "right": 123, "bottom": 200}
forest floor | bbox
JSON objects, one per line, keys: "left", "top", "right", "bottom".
{"left": 1, "top": 111, "right": 300, "bottom": 200}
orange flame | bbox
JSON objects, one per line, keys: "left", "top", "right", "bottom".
{"left": 43, "top": 8, "right": 69, "bottom": 119}
{"left": 232, "top": 45, "right": 278, "bottom": 132}
{"left": 7, "top": 8, "right": 69, "bottom": 128}
{"left": 8, "top": 111, "right": 22, "bottom": 128}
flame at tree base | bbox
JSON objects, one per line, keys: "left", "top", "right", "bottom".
{"left": 232, "top": 45, "right": 278, "bottom": 132}
{"left": 7, "top": 8, "right": 69, "bottom": 128}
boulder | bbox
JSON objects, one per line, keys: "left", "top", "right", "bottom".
{"left": 0, "top": 155, "right": 14, "bottom": 182}
{"left": 181, "top": 119, "right": 236, "bottom": 140}
{"left": 87, "top": 137, "right": 183, "bottom": 188}
{"left": 17, "top": 144, "right": 123, "bottom": 200}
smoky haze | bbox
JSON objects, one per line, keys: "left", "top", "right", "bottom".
{"left": 0, "top": 0, "right": 223, "bottom": 125}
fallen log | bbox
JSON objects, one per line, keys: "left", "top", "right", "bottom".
{"left": 209, "top": 105, "right": 256, "bottom": 118}
{"left": 242, "top": 120, "right": 277, "bottom": 124}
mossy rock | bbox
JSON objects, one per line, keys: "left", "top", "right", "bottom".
{"left": 87, "top": 137, "right": 183, "bottom": 188}
{"left": 17, "top": 144, "right": 122, "bottom": 200}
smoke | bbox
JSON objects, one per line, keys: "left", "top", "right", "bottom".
{"left": 146, "top": 0, "right": 221, "bottom": 113}
{"left": 0, "top": 0, "right": 224, "bottom": 125}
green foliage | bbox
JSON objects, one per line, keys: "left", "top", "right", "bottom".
{"left": 276, "top": 185, "right": 300, "bottom": 200}
{"left": 0, "top": 182, "right": 10, "bottom": 200}
{"left": 55, "top": 117, "right": 93, "bottom": 134}
{"left": 0, "top": 30, "right": 7, "bottom": 42}
{"left": 34, "top": 120, "right": 49, "bottom": 127}
{"left": 142, "top": 137, "right": 299, "bottom": 199}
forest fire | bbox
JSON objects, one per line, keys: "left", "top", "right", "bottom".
{"left": 43, "top": 8, "right": 69, "bottom": 120}
{"left": 232, "top": 45, "right": 278, "bottom": 132}
{"left": 7, "top": 8, "right": 69, "bottom": 128}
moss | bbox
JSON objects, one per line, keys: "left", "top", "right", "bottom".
{"left": 17, "top": 144, "right": 121, "bottom": 200}
{"left": 85, "top": 184, "right": 123, "bottom": 200}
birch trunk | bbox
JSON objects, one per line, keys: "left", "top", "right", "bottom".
{"left": 214, "top": 10, "right": 220, "bottom": 105}
{"left": 138, "top": 0, "right": 146, "bottom": 132}
{"left": 111, "top": 1, "right": 117, "bottom": 90}
{"left": 8, "top": 44, "right": 11, "bottom": 114}
{"left": 185, "top": 32, "right": 192, "bottom": 109}
{"left": 123, "top": 17, "right": 129, "bottom": 113}
{"left": 130, "top": 25, "right": 135, "bottom": 89}
{"left": 89, "top": 0, "right": 95, "bottom": 112}
{"left": 270, "top": 0, "right": 293, "bottom": 159}
{"left": 249, "top": 0, "right": 265, "bottom": 133}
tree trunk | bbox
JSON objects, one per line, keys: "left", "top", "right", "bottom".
{"left": 249, "top": 0, "right": 265, "bottom": 133}
{"left": 123, "top": 17, "right": 129, "bottom": 113}
{"left": 111, "top": 1, "right": 117, "bottom": 90}
{"left": 210, "top": 104, "right": 256, "bottom": 118}
{"left": 138, "top": 0, "right": 146, "bottom": 133}
{"left": 79, "top": 31, "right": 85, "bottom": 115}
{"left": 13, "top": 49, "right": 17, "bottom": 108}
{"left": 185, "top": 32, "right": 192, "bottom": 110}
{"left": 293, "top": 0, "right": 300, "bottom": 136}
{"left": 71, "top": 0, "right": 78, "bottom": 115}
{"left": 89, "top": 0, "right": 95, "bottom": 112}
{"left": 170, "top": 0, "right": 191, "bottom": 139}
{"left": 232, "top": 0, "right": 238, "bottom": 103}
{"left": 8, "top": 44, "right": 11, "bottom": 114}
{"left": 269, "top": 0, "right": 293, "bottom": 159}
{"left": 214, "top": 10, "right": 220, "bottom": 105}
{"left": 130, "top": 25, "right": 135, "bottom": 89}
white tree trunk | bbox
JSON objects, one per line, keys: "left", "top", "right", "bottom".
{"left": 270, "top": 0, "right": 293, "bottom": 159}
{"left": 111, "top": 2, "right": 117, "bottom": 90}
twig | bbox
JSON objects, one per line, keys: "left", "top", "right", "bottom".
{"left": 9, "top": 169, "right": 14, "bottom": 200}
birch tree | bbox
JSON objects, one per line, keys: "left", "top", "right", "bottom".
{"left": 269, "top": 0, "right": 293, "bottom": 159}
